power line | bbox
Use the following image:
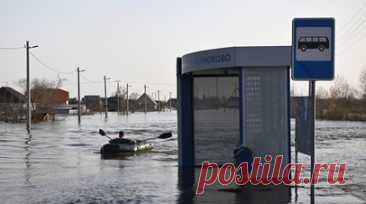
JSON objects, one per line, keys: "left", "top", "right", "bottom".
{"left": 80, "top": 75, "right": 103, "bottom": 84}
{"left": 337, "top": 2, "right": 366, "bottom": 47}
{"left": 337, "top": 31, "right": 366, "bottom": 56}
{"left": 0, "top": 46, "right": 24, "bottom": 50}
{"left": 29, "top": 51, "right": 73, "bottom": 75}
{"left": 336, "top": 6, "right": 366, "bottom": 55}
{"left": 128, "top": 80, "right": 176, "bottom": 87}
{"left": 337, "top": 1, "right": 366, "bottom": 37}
{"left": 338, "top": 13, "right": 366, "bottom": 45}
{"left": 337, "top": 19, "right": 366, "bottom": 55}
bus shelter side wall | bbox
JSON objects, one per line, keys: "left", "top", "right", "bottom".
{"left": 177, "top": 58, "right": 194, "bottom": 169}
{"left": 241, "top": 66, "right": 290, "bottom": 172}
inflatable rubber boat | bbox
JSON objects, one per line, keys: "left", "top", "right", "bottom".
{"left": 101, "top": 138, "right": 153, "bottom": 154}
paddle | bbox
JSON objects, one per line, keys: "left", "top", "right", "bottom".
{"left": 141, "top": 131, "right": 173, "bottom": 142}
{"left": 98, "top": 129, "right": 113, "bottom": 140}
{"left": 98, "top": 129, "right": 172, "bottom": 142}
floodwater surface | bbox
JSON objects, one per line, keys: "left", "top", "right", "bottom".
{"left": 0, "top": 111, "right": 365, "bottom": 203}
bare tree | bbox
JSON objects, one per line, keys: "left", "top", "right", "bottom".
{"left": 29, "top": 78, "right": 59, "bottom": 112}
{"left": 16, "top": 78, "right": 57, "bottom": 95}
{"left": 316, "top": 86, "right": 329, "bottom": 99}
{"left": 15, "top": 79, "right": 27, "bottom": 94}
{"left": 56, "top": 74, "right": 66, "bottom": 88}
{"left": 129, "top": 92, "right": 139, "bottom": 100}
{"left": 113, "top": 86, "right": 126, "bottom": 98}
{"left": 329, "top": 76, "right": 357, "bottom": 100}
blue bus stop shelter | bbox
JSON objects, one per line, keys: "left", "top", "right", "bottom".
{"left": 177, "top": 46, "right": 291, "bottom": 175}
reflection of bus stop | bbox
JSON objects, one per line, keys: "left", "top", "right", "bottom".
{"left": 177, "top": 46, "right": 292, "bottom": 203}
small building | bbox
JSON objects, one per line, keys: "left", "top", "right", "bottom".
{"left": 83, "top": 95, "right": 102, "bottom": 112}
{"left": 31, "top": 88, "right": 69, "bottom": 105}
{"left": 126, "top": 98, "right": 138, "bottom": 113}
{"left": 136, "top": 93, "right": 157, "bottom": 112}
{"left": 49, "top": 88, "right": 70, "bottom": 114}
{"left": 0, "top": 87, "right": 25, "bottom": 104}
{"left": 155, "top": 100, "right": 164, "bottom": 111}
{"left": 51, "top": 88, "right": 69, "bottom": 104}
{"left": 167, "top": 98, "right": 177, "bottom": 109}
{"left": 0, "top": 87, "right": 26, "bottom": 121}
{"left": 107, "top": 96, "right": 125, "bottom": 112}
{"left": 68, "top": 98, "right": 78, "bottom": 105}
{"left": 31, "top": 88, "right": 69, "bottom": 115}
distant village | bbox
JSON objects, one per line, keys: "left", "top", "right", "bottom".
{"left": 2, "top": 70, "right": 366, "bottom": 122}
{"left": 0, "top": 86, "right": 177, "bottom": 123}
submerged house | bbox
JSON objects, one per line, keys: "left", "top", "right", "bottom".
{"left": 83, "top": 95, "right": 102, "bottom": 112}
{"left": 167, "top": 98, "right": 177, "bottom": 109}
{"left": 136, "top": 93, "right": 157, "bottom": 112}
{"left": 31, "top": 88, "right": 70, "bottom": 114}
{"left": 0, "top": 87, "right": 26, "bottom": 121}
{"left": 0, "top": 87, "right": 25, "bottom": 104}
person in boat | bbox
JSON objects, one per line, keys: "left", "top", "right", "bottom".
{"left": 109, "top": 131, "right": 137, "bottom": 145}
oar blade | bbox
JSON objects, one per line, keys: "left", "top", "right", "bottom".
{"left": 158, "top": 132, "right": 172, "bottom": 139}
{"left": 99, "top": 129, "right": 106, "bottom": 136}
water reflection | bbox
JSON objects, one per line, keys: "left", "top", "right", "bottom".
{"left": 24, "top": 133, "right": 32, "bottom": 186}
{"left": 177, "top": 168, "right": 290, "bottom": 204}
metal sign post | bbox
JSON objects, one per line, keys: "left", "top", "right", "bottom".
{"left": 292, "top": 18, "right": 335, "bottom": 204}
{"left": 309, "top": 80, "right": 315, "bottom": 204}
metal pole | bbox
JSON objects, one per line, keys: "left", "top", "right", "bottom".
{"left": 309, "top": 80, "right": 316, "bottom": 204}
{"left": 144, "top": 84, "right": 147, "bottom": 113}
{"left": 117, "top": 81, "right": 120, "bottom": 114}
{"left": 76, "top": 67, "right": 85, "bottom": 124}
{"left": 157, "top": 90, "right": 160, "bottom": 112}
{"left": 26, "top": 41, "right": 31, "bottom": 133}
{"left": 77, "top": 67, "right": 81, "bottom": 124}
{"left": 126, "top": 83, "right": 129, "bottom": 115}
{"left": 164, "top": 96, "right": 166, "bottom": 111}
{"left": 169, "top": 92, "right": 172, "bottom": 111}
{"left": 25, "top": 41, "right": 38, "bottom": 133}
{"left": 295, "top": 141, "right": 298, "bottom": 202}
{"left": 104, "top": 76, "right": 108, "bottom": 119}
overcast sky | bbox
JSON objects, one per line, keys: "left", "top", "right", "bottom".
{"left": 1, "top": 0, "right": 365, "bottom": 99}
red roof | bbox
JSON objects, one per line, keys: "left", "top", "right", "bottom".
{"left": 31, "top": 88, "right": 69, "bottom": 105}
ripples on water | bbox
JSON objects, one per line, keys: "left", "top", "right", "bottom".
{"left": 0, "top": 112, "right": 365, "bottom": 203}
{"left": 0, "top": 112, "right": 178, "bottom": 204}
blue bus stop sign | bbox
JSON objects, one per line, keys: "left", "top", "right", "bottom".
{"left": 292, "top": 18, "right": 335, "bottom": 80}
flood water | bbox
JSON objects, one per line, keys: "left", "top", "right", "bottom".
{"left": 0, "top": 111, "right": 365, "bottom": 203}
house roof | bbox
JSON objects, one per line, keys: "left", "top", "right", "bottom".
{"left": 0, "top": 86, "right": 25, "bottom": 102}
{"left": 137, "top": 93, "right": 157, "bottom": 105}
{"left": 46, "top": 88, "right": 69, "bottom": 94}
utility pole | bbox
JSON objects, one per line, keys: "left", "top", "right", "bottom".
{"left": 25, "top": 41, "right": 38, "bottom": 134}
{"left": 116, "top": 80, "right": 120, "bottom": 114}
{"left": 309, "top": 80, "right": 316, "bottom": 204}
{"left": 144, "top": 84, "right": 147, "bottom": 113}
{"left": 169, "top": 92, "right": 172, "bottom": 112}
{"left": 164, "top": 96, "right": 166, "bottom": 111}
{"left": 126, "top": 83, "right": 131, "bottom": 115}
{"left": 77, "top": 67, "right": 85, "bottom": 124}
{"left": 104, "top": 75, "right": 111, "bottom": 119}
{"left": 157, "top": 90, "right": 160, "bottom": 112}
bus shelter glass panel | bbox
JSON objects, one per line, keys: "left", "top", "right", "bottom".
{"left": 193, "top": 76, "right": 240, "bottom": 166}
{"left": 242, "top": 67, "right": 289, "bottom": 172}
